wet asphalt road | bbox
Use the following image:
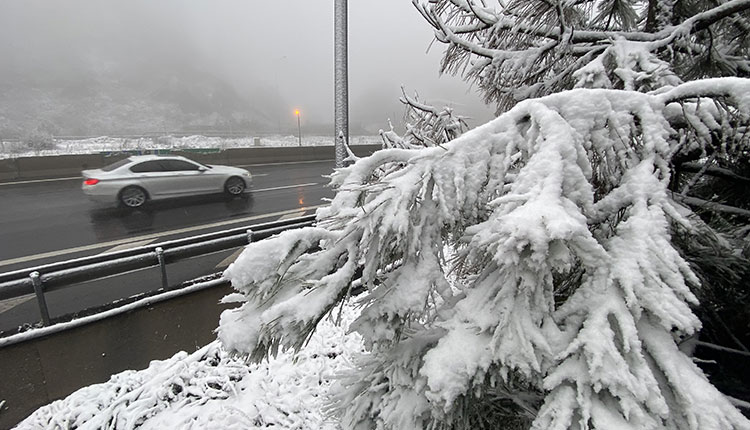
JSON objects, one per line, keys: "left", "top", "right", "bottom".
{"left": 0, "top": 160, "right": 336, "bottom": 334}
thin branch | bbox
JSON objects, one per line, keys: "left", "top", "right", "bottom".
{"left": 423, "top": 0, "right": 750, "bottom": 46}
{"left": 727, "top": 395, "right": 750, "bottom": 411}
{"left": 680, "top": 162, "right": 750, "bottom": 183}
{"left": 681, "top": 153, "right": 717, "bottom": 195}
{"left": 430, "top": 7, "right": 497, "bottom": 58}
{"left": 709, "top": 307, "right": 750, "bottom": 353}
{"left": 692, "top": 0, "right": 750, "bottom": 33}
{"left": 675, "top": 194, "right": 750, "bottom": 218}
{"left": 658, "top": 77, "right": 750, "bottom": 104}
{"left": 466, "top": 0, "right": 497, "bottom": 26}
{"left": 400, "top": 87, "right": 440, "bottom": 115}
{"left": 696, "top": 340, "right": 750, "bottom": 357}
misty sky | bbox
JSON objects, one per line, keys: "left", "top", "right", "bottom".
{"left": 0, "top": 1, "right": 493, "bottom": 132}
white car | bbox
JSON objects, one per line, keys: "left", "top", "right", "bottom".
{"left": 82, "top": 155, "right": 252, "bottom": 208}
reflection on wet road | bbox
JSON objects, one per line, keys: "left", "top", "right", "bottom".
{"left": 0, "top": 160, "right": 337, "bottom": 333}
{"left": 0, "top": 160, "right": 335, "bottom": 269}
{"left": 86, "top": 193, "right": 256, "bottom": 242}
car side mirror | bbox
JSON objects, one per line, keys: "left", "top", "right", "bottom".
{"left": 198, "top": 167, "right": 208, "bottom": 172}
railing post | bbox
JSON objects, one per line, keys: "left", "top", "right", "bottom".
{"left": 30, "top": 271, "right": 51, "bottom": 326}
{"left": 0, "top": 217, "right": 318, "bottom": 317}
{"left": 155, "top": 247, "right": 168, "bottom": 289}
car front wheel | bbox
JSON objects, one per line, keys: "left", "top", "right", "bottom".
{"left": 225, "top": 177, "right": 246, "bottom": 196}
{"left": 120, "top": 186, "right": 147, "bottom": 208}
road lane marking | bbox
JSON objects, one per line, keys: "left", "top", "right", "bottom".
{"left": 253, "top": 183, "right": 320, "bottom": 193}
{"left": 278, "top": 210, "right": 307, "bottom": 220}
{"left": 0, "top": 205, "right": 325, "bottom": 268}
{"left": 0, "top": 294, "right": 34, "bottom": 315}
{"left": 99, "top": 239, "right": 157, "bottom": 255}
{"left": 239, "top": 159, "right": 333, "bottom": 167}
{"left": 215, "top": 248, "right": 244, "bottom": 270}
{"left": 0, "top": 176, "right": 82, "bottom": 186}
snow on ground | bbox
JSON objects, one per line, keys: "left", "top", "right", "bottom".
{"left": 0, "top": 135, "right": 381, "bottom": 159}
{"left": 15, "top": 302, "right": 364, "bottom": 430}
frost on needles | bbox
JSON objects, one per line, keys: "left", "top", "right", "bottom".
{"left": 216, "top": 0, "right": 750, "bottom": 427}
{"left": 217, "top": 77, "right": 750, "bottom": 430}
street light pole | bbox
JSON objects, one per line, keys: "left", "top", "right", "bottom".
{"left": 295, "top": 109, "right": 302, "bottom": 146}
{"left": 334, "top": 0, "right": 348, "bottom": 168}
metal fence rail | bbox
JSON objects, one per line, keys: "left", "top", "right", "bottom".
{"left": 0, "top": 214, "right": 316, "bottom": 326}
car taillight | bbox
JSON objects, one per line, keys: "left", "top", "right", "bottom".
{"left": 84, "top": 178, "right": 99, "bottom": 185}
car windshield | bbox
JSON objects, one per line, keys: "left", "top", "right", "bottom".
{"left": 100, "top": 159, "right": 131, "bottom": 172}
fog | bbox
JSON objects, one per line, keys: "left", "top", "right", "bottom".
{"left": 0, "top": 0, "right": 493, "bottom": 136}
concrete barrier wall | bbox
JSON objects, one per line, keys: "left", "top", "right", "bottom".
{"left": 0, "top": 158, "right": 19, "bottom": 181}
{"left": 12, "top": 153, "right": 105, "bottom": 181}
{"left": 0, "top": 144, "right": 382, "bottom": 182}
{"left": 0, "top": 284, "right": 234, "bottom": 429}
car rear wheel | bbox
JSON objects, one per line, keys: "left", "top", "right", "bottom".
{"left": 120, "top": 186, "right": 147, "bottom": 208}
{"left": 225, "top": 177, "right": 246, "bottom": 196}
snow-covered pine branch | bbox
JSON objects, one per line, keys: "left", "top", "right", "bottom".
{"left": 380, "top": 86, "right": 469, "bottom": 149}
{"left": 218, "top": 78, "right": 750, "bottom": 429}
{"left": 413, "top": 0, "right": 750, "bottom": 112}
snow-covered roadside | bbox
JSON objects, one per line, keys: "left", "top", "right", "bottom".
{"left": 15, "top": 303, "right": 364, "bottom": 430}
{"left": 0, "top": 135, "right": 381, "bottom": 160}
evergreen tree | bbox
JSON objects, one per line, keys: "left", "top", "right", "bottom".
{"left": 218, "top": 1, "right": 750, "bottom": 428}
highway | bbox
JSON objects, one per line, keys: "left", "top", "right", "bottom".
{"left": 0, "top": 159, "right": 336, "bottom": 335}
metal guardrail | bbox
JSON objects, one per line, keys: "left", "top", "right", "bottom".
{"left": 0, "top": 214, "right": 316, "bottom": 327}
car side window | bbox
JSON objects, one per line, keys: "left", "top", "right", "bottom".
{"left": 129, "top": 160, "right": 167, "bottom": 173}
{"left": 162, "top": 160, "right": 201, "bottom": 171}
{"left": 101, "top": 158, "right": 131, "bottom": 172}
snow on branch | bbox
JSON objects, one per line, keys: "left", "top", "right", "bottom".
{"left": 18, "top": 342, "right": 250, "bottom": 429}
{"left": 413, "top": 0, "right": 750, "bottom": 111}
{"left": 219, "top": 78, "right": 750, "bottom": 429}
{"left": 380, "top": 87, "right": 469, "bottom": 149}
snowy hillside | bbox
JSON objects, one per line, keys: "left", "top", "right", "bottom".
{"left": 0, "top": 134, "right": 382, "bottom": 159}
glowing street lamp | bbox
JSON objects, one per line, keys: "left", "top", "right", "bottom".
{"left": 294, "top": 109, "right": 302, "bottom": 146}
